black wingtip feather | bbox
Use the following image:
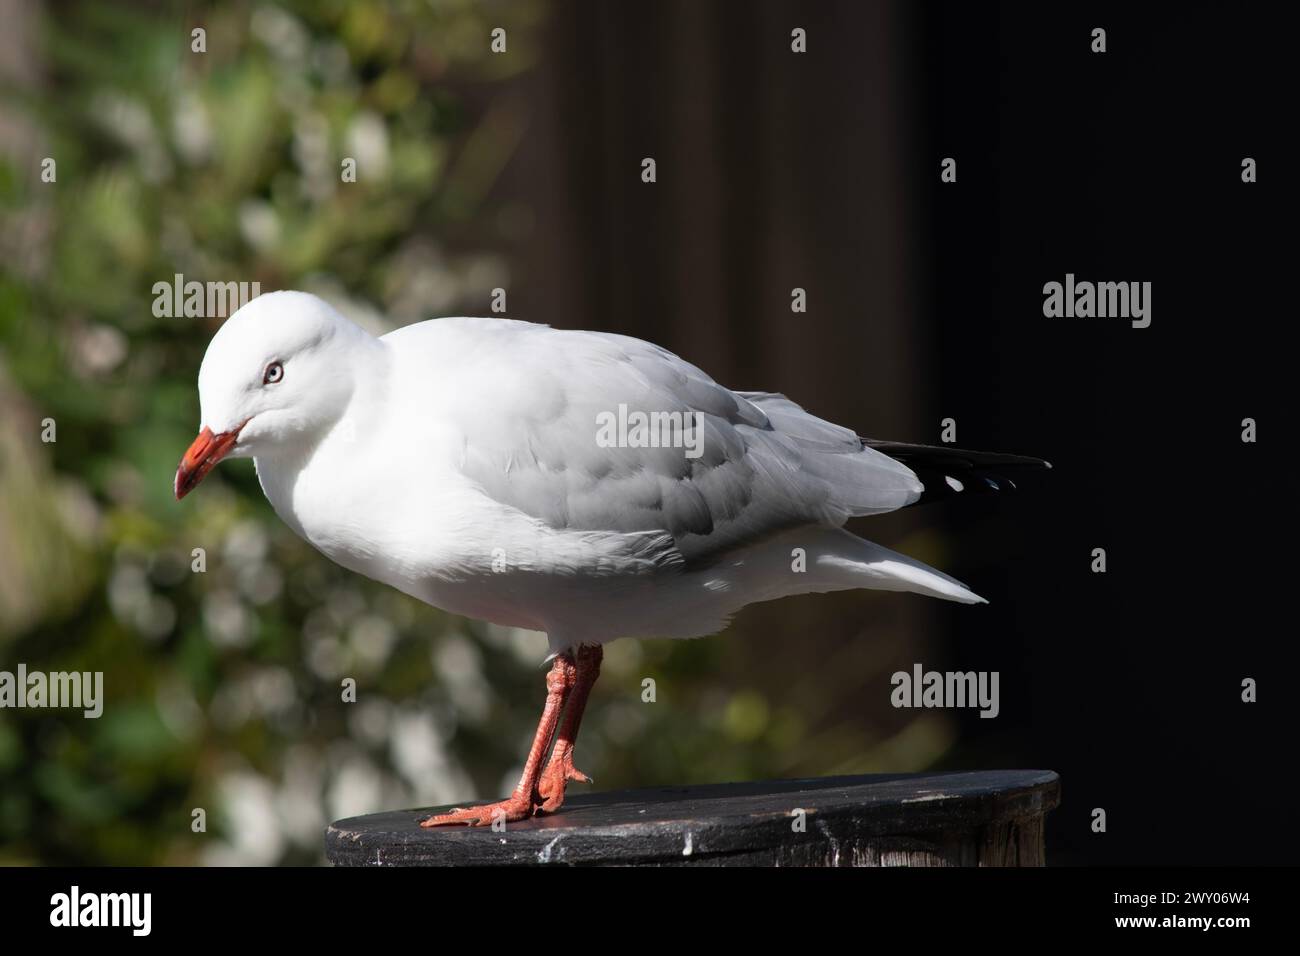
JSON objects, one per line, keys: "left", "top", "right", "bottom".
{"left": 861, "top": 439, "right": 1051, "bottom": 506}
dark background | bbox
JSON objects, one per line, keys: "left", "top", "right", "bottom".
{"left": 492, "top": 1, "right": 1291, "bottom": 865}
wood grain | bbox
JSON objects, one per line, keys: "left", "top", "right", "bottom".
{"left": 326, "top": 769, "right": 1061, "bottom": 867}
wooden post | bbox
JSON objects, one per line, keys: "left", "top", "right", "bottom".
{"left": 326, "top": 769, "right": 1060, "bottom": 866}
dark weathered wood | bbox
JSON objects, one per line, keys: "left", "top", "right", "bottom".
{"left": 326, "top": 769, "right": 1060, "bottom": 867}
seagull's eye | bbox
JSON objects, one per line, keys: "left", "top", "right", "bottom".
{"left": 263, "top": 361, "right": 284, "bottom": 385}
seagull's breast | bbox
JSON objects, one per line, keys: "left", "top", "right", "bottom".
{"left": 253, "top": 400, "right": 558, "bottom": 629}
{"left": 259, "top": 422, "right": 451, "bottom": 575}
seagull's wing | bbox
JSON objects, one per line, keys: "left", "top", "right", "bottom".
{"left": 429, "top": 319, "right": 922, "bottom": 565}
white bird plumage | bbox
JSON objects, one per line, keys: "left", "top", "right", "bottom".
{"left": 186, "top": 290, "right": 984, "bottom": 658}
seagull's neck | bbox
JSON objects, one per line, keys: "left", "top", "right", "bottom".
{"left": 254, "top": 336, "right": 391, "bottom": 534}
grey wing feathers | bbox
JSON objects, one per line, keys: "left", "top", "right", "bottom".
{"left": 736, "top": 392, "right": 923, "bottom": 518}
{"left": 454, "top": 327, "right": 923, "bottom": 564}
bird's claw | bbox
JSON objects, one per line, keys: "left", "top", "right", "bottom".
{"left": 419, "top": 795, "right": 534, "bottom": 828}
{"left": 537, "top": 749, "right": 591, "bottom": 813}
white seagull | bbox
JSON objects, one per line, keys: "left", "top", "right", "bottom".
{"left": 176, "top": 291, "right": 1048, "bottom": 826}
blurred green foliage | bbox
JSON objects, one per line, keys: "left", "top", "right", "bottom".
{"left": 0, "top": 1, "right": 952, "bottom": 865}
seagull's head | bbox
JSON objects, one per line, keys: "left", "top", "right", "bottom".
{"left": 175, "top": 291, "right": 367, "bottom": 499}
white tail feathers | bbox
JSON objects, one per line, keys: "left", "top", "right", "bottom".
{"left": 819, "top": 537, "right": 988, "bottom": 604}
{"left": 713, "top": 526, "right": 987, "bottom": 607}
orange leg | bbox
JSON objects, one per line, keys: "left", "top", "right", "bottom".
{"left": 420, "top": 652, "right": 577, "bottom": 827}
{"left": 538, "top": 644, "right": 603, "bottom": 813}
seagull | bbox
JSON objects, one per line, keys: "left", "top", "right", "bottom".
{"left": 175, "top": 291, "right": 1049, "bottom": 827}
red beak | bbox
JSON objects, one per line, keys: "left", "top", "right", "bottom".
{"left": 175, "top": 425, "right": 243, "bottom": 500}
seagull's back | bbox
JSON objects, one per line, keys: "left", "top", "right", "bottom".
{"left": 383, "top": 316, "right": 925, "bottom": 558}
